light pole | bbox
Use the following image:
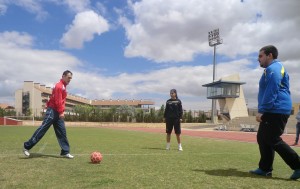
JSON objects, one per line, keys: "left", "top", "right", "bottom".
{"left": 208, "top": 28, "right": 222, "bottom": 123}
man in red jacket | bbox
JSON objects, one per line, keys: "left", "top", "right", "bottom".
{"left": 23, "top": 70, "right": 74, "bottom": 159}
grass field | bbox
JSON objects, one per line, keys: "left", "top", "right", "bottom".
{"left": 0, "top": 126, "right": 299, "bottom": 189}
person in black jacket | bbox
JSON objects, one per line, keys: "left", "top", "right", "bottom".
{"left": 164, "top": 89, "right": 183, "bottom": 151}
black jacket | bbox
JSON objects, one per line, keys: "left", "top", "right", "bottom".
{"left": 164, "top": 98, "right": 183, "bottom": 119}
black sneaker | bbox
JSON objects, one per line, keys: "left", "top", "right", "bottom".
{"left": 249, "top": 168, "right": 272, "bottom": 177}
{"left": 290, "top": 169, "right": 300, "bottom": 180}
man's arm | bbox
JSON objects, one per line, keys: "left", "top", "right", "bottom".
{"left": 53, "top": 84, "right": 64, "bottom": 118}
{"left": 259, "top": 68, "right": 281, "bottom": 112}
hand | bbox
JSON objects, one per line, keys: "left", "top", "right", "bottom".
{"left": 180, "top": 119, "right": 182, "bottom": 122}
{"left": 59, "top": 112, "right": 65, "bottom": 119}
{"left": 256, "top": 113, "right": 262, "bottom": 122}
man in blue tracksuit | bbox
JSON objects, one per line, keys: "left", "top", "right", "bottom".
{"left": 249, "top": 45, "right": 300, "bottom": 180}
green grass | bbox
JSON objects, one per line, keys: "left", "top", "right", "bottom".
{"left": 0, "top": 126, "right": 299, "bottom": 189}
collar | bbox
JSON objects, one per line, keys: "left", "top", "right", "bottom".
{"left": 268, "top": 59, "right": 278, "bottom": 67}
{"left": 60, "top": 79, "right": 67, "bottom": 87}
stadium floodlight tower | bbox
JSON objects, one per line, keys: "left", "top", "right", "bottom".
{"left": 208, "top": 28, "right": 223, "bottom": 123}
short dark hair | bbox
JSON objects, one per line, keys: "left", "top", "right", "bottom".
{"left": 63, "top": 70, "right": 73, "bottom": 76}
{"left": 260, "top": 45, "right": 278, "bottom": 59}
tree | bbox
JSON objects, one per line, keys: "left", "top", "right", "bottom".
{"left": 156, "top": 104, "right": 165, "bottom": 123}
{"left": 108, "top": 107, "right": 118, "bottom": 122}
{"left": 144, "top": 108, "right": 156, "bottom": 123}
{"left": 89, "top": 107, "right": 102, "bottom": 122}
{"left": 186, "top": 110, "right": 193, "bottom": 123}
{"left": 48, "top": 103, "right": 208, "bottom": 123}
{"left": 199, "top": 111, "right": 207, "bottom": 123}
{"left": 0, "top": 107, "right": 5, "bottom": 117}
{"left": 135, "top": 109, "right": 144, "bottom": 122}
{"left": 118, "top": 105, "right": 135, "bottom": 122}
{"left": 73, "top": 104, "right": 94, "bottom": 121}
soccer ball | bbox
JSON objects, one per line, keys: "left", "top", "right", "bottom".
{"left": 90, "top": 151, "right": 103, "bottom": 164}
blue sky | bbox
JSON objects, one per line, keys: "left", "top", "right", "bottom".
{"left": 0, "top": 0, "right": 300, "bottom": 111}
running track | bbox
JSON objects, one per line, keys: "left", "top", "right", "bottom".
{"left": 108, "top": 126, "right": 299, "bottom": 147}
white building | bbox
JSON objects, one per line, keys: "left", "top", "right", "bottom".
{"left": 15, "top": 81, "right": 154, "bottom": 117}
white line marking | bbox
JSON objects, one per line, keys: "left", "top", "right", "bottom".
{"left": 37, "top": 142, "right": 48, "bottom": 153}
{"left": 0, "top": 152, "right": 253, "bottom": 158}
{"left": 37, "top": 133, "right": 54, "bottom": 153}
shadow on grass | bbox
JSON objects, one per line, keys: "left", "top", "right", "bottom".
{"left": 19, "top": 153, "right": 61, "bottom": 159}
{"left": 142, "top": 147, "right": 166, "bottom": 151}
{"left": 88, "top": 162, "right": 103, "bottom": 165}
{"left": 193, "top": 168, "right": 290, "bottom": 181}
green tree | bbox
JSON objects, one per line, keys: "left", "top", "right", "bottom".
{"left": 145, "top": 108, "right": 156, "bottom": 123}
{"left": 118, "top": 105, "right": 135, "bottom": 122}
{"left": 0, "top": 107, "right": 5, "bottom": 117}
{"left": 135, "top": 109, "right": 144, "bottom": 122}
{"left": 156, "top": 104, "right": 165, "bottom": 123}
{"left": 187, "top": 110, "right": 193, "bottom": 123}
{"left": 109, "top": 107, "right": 118, "bottom": 122}
{"left": 73, "top": 105, "right": 94, "bottom": 121}
{"left": 199, "top": 111, "right": 207, "bottom": 123}
{"left": 91, "top": 107, "right": 102, "bottom": 122}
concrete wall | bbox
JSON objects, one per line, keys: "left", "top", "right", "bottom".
{"left": 15, "top": 89, "right": 23, "bottom": 116}
{"left": 0, "top": 117, "right": 22, "bottom": 125}
{"left": 218, "top": 74, "right": 248, "bottom": 120}
{"left": 15, "top": 81, "right": 46, "bottom": 117}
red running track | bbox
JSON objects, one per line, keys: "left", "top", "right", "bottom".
{"left": 107, "top": 126, "right": 299, "bottom": 147}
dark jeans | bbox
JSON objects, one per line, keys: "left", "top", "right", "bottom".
{"left": 257, "top": 113, "right": 300, "bottom": 172}
{"left": 296, "top": 122, "right": 300, "bottom": 144}
{"left": 24, "top": 108, "right": 70, "bottom": 155}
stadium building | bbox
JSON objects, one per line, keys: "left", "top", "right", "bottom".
{"left": 15, "top": 81, "right": 154, "bottom": 117}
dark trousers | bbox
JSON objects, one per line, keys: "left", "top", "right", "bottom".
{"left": 295, "top": 122, "right": 300, "bottom": 144}
{"left": 257, "top": 113, "right": 300, "bottom": 172}
{"left": 24, "top": 107, "right": 70, "bottom": 155}
{"left": 166, "top": 118, "right": 181, "bottom": 134}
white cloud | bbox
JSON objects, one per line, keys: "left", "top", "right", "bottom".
{"left": 95, "top": 2, "right": 107, "bottom": 16}
{"left": 1, "top": 0, "right": 300, "bottom": 112}
{"left": 0, "top": 31, "right": 82, "bottom": 103}
{"left": 0, "top": 31, "right": 33, "bottom": 48}
{"left": 0, "top": 0, "right": 48, "bottom": 20}
{"left": 68, "top": 59, "right": 264, "bottom": 110}
{"left": 60, "top": 10, "right": 109, "bottom": 49}
{"left": 120, "top": 0, "right": 253, "bottom": 62}
{"left": 121, "top": 0, "right": 300, "bottom": 63}
{"left": 1, "top": 31, "right": 299, "bottom": 110}
{"left": 0, "top": 3, "right": 7, "bottom": 15}
{"left": 60, "top": 0, "right": 91, "bottom": 13}
{"left": 0, "top": 0, "right": 91, "bottom": 17}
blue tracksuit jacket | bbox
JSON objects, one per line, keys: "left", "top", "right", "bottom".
{"left": 258, "top": 59, "right": 292, "bottom": 115}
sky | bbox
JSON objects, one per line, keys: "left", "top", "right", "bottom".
{"left": 0, "top": 0, "right": 300, "bottom": 111}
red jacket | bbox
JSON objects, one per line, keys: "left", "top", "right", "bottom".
{"left": 46, "top": 79, "right": 67, "bottom": 114}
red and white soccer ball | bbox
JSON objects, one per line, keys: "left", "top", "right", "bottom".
{"left": 90, "top": 151, "right": 103, "bottom": 164}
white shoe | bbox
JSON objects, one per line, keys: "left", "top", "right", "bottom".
{"left": 23, "top": 148, "right": 30, "bottom": 157}
{"left": 166, "top": 144, "right": 170, "bottom": 150}
{"left": 61, "top": 153, "right": 74, "bottom": 159}
{"left": 178, "top": 146, "right": 183, "bottom": 151}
